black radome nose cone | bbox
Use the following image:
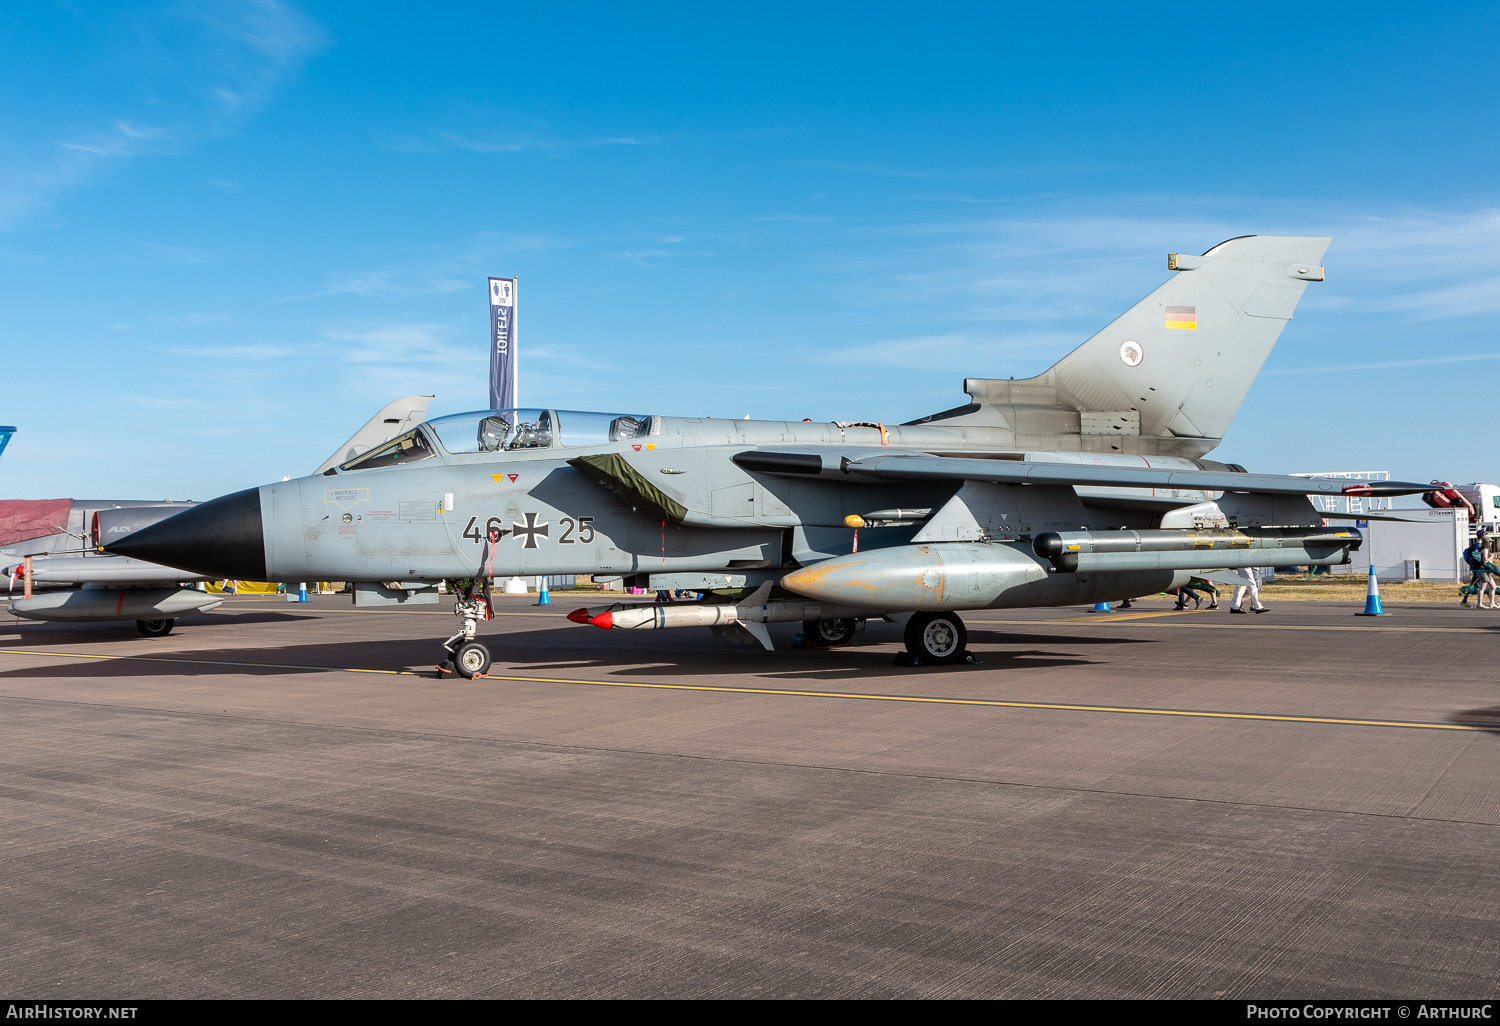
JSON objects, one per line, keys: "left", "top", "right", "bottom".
{"left": 105, "top": 486, "right": 267, "bottom": 581}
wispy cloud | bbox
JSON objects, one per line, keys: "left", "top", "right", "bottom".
{"left": 160, "top": 343, "right": 303, "bottom": 360}
{"left": 1264, "top": 352, "right": 1500, "bottom": 376}
{"left": 615, "top": 247, "right": 713, "bottom": 266}
{"left": 790, "top": 159, "right": 938, "bottom": 180}
{"left": 321, "top": 269, "right": 470, "bottom": 298}
{"left": 1327, "top": 208, "right": 1500, "bottom": 317}
{"left": 288, "top": 232, "right": 575, "bottom": 300}
{"left": 58, "top": 119, "right": 176, "bottom": 157}
{"left": 127, "top": 241, "right": 224, "bottom": 266}
{"left": 794, "top": 202, "right": 1500, "bottom": 339}
{"left": 803, "top": 330, "right": 1075, "bottom": 368}
{"left": 377, "top": 126, "right": 644, "bottom": 155}
{"left": 0, "top": 1, "right": 323, "bottom": 230}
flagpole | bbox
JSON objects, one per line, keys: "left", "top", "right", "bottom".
{"left": 487, "top": 276, "right": 518, "bottom": 411}
{"left": 513, "top": 276, "right": 519, "bottom": 409}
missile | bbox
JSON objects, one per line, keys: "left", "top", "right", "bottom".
{"left": 8, "top": 587, "right": 222, "bottom": 623}
{"left": 566, "top": 590, "right": 882, "bottom": 650}
{"left": 1032, "top": 527, "right": 1361, "bottom": 574}
{"left": 573, "top": 600, "right": 874, "bottom": 630}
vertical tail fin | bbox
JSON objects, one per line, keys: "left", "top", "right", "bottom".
{"left": 961, "top": 236, "right": 1330, "bottom": 456}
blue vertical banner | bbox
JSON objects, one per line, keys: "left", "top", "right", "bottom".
{"left": 488, "top": 276, "right": 517, "bottom": 410}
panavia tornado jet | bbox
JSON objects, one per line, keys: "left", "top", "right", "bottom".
{"left": 106, "top": 236, "right": 1453, "bottom": 674}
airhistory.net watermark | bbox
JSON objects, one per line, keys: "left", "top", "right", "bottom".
{"left": 6, "top": 1007, "right": 137, "bottom": 1020}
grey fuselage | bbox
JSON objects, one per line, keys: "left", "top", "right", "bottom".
{"left": 271, "top": 414, "right": 1231, "bottom": 588}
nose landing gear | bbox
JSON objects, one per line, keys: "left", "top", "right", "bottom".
{"left": 437, "top": 577, "right": 493, "bottom": 679}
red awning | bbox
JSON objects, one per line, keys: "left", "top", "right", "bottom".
{"left": 0, "top": 499, "right": 72, "bottom": 548}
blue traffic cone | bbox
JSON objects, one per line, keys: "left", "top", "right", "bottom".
{"left": 299, "top": 582, "right": 308, "bottom": 602}
{"left": 1355, "top": 565, "right": 1389, "bottom": 616}
{"left": 1092, "top": 601, "right": 1111, "bottom": 612}
{"left": 536, "top": 577, "right": 551, "bottom": 606}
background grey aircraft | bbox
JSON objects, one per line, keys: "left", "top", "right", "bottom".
{"left": 4, "top": 395, "right": 432, "bottom": 636}
{"left": 109, "top": 237, "right": 1450, "bottom": 675}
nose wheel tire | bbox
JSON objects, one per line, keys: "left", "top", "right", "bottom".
{"left": 136, "top": 618, "right": 175, "bottom": 638}
{"left": 903, "top": 612, "right": 966, "bottom": 665}
{"left": 803, "top": 617, "right": 856, "bottom": 646}
{"left": 453, "top": 641, "right": 492, "bottom": 679}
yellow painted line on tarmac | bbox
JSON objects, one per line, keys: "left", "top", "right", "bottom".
{"left": 0, "top": 648, "right": 1488, "bottom": 733}
{"left": 971, "top": 617, "right": 1499, "bottom": 634}
{"left": 214, "top": 599, "right": 1499, "bottom": 633}
{"left": 211, "top": 601, "right": 570, "bottom": 618}
{"left": 1047, "top": 609, "right": 1206, "bottom": 623}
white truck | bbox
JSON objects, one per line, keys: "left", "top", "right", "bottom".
{"left": 1455, "top": 484, "right": 1500, "bottom": 535}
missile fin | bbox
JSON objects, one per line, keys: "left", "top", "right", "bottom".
{"left": 734, "top": 619, "right": 774, "bottom": 651}
{"left": 744, "top": 580, "right": 773, "bottom": 606}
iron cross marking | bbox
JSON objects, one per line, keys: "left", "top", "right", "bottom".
{"left": 512, "top": 512, "right": 549, "bottom": 549}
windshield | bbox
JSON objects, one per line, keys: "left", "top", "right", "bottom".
{"left": 338, "top": 428, "right": 437, "bottom": 471}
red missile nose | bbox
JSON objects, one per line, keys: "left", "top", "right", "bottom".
{"left": 566, "top": 607, "right": 590, "bottom": 624}
{"left": 589, "top": 611, "right": 614, "bottom": 629}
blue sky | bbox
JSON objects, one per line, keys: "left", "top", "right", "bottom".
{"left": 3, "top": 1, "right": 1499, "bottom": 498}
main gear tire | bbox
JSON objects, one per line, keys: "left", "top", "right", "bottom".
{"left": 137, "top": 618, "right": 175, "bottom": 638}
{"left": 453, "top": 641, "right": 492, "bottom": 679}
{"left": 903, "top": 612, "right": 966, "bottom": 665}
{"left": 802, "top": 618, "right": 856, "bottom": 646}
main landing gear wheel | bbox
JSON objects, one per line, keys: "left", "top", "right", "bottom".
{"left": 453, "top": 641, "right": 492, "bottom": 679}
{"left": 901, "top": 612, "right": 967, "bottom": 665}
{"left": 803, "top": 617, "right": 856, "bottom": 646}
{"left": 136, "top": 618, "right": 175, "bottom": 638}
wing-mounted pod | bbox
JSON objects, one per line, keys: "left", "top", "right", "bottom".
{"left": 1032, "top": 527, "right": 1362, "bottom": 574}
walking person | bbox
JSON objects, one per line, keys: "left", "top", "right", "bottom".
{"left": 1192, "top": 577, "right": 1220, "bottom": 609}
{"left": 1462, "top": 530, "right": 1494, "bottom": 608}
{"left": 1482, "top": 537, "right": 1500, "bottom": 610}
{"left": 1172, "top": 577, "right": 1220, "bottom": 610}
{"left": 1229, "top": 567, "right": 1269, "bottom": 614}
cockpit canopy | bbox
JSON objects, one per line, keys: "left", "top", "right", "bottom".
{"left": 334, "top": 409, "right": 654, "bottom": 471}
{"left": 424, "top": 409, "right": 653, "bottom": 454}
